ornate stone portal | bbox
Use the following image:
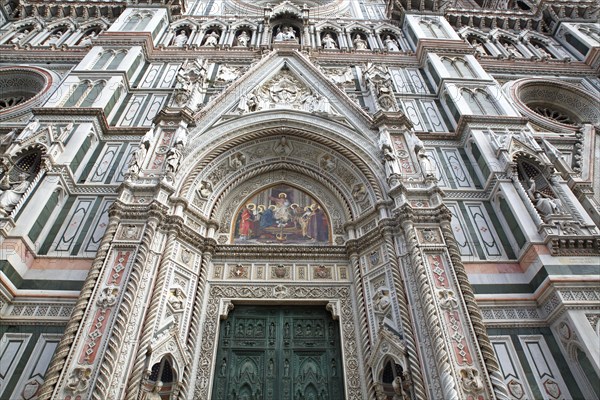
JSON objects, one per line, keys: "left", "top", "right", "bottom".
{"left": 36, "top": 53, "right": 509, "bottom": 400}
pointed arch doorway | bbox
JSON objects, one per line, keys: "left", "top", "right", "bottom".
{"left": 211, "top": 305, "right": 345, "bottom": 400}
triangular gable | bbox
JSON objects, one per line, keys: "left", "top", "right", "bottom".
{"left": 191, "top": 50, "right": 374, "bottom": 138}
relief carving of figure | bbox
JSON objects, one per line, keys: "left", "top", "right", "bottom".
{"left": 375, "top": 81, "right": 397, "bottom": 111}
{"left": 66, "top": 367, "right": 93, "bottom": 393}
{"left": 327, "top": 67, "right": 354, "bottom": 86}
{"left": 269, "top": 75, "right": 300, "bottom": 104}
{"left": 197, "top": 180, "right": 213, "bottom": 199}
{"left": 237, "top": 92, "right": 258, "bottom": 113}
{"left": 176, "top": 59, "right": 207, "bottom": 91}
{"left": 217, "top": 64, "right": 240, "bottom": 82}
{"left": 274, "top": 136, "right": 293, "bottom": 156}
{"left": 460, "top": 367, "right": 484, "bottom": 394}
{"left": 352, "top": 183, "right": 368, "bottom": 202}
{"left": 372, "top": 288, "right": 391, "bottom": 314}
{"left": 0, "top": 158, "right": 11, "bottom": 187}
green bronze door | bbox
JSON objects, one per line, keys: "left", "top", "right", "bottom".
{"left": 211, "top": 305, "right": 344, "bottom": 400}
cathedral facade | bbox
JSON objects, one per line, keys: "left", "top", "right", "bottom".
{"left": 0, "top": 0, "right": 599, "bottom": 399}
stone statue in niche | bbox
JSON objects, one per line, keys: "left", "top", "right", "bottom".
{"left": 44, "top": 31, "right": 63, "bottom": 46}
{"left": 322, "top": 33, "right": 337, "bottom": 49}
{"left": 274, "top": 26, "right": 297, "bottom": 42}
{"left": 534, "top": 44, "right": 552, "bottom": 59}
{"left": 526, "top": 178, "right": 565, "bottom": 219}
{"left": 165, "top": 125, "right": 187, "bottom": 174}
{"left": 128, "top": 125, "right": 155, "bottom": 176}
{"left": 382, "top": 144, "right": 401, "bottom": 183}
{"left": 203, "top": 31, "right": 220, "bottom": 47}
{"left": 413, "top": 137, "right": 436, "bottom": 179}
{"left": 172, "top": 29, "right": 188, "bottom": 47}
{"left": 383, "top": 35, "right": 400, "bottom": 51}
{"left": 166, "top": 143, "right": 183, "bottom": 173}
{"left": 0, "top": 172, "right": 30, "bottom": 214}
{"left": 471, "top": 39, "right": 486, "bottom": 56}
{"left": 10, "top": 29, "right": 29, "bottom": 45}
{"left": 79, "top": 30, "right": 98, "bottom": 47}
{"left": 142, "top": 381, "right": 163, "bottom": 400}
{"left": 353, "top": 34, "right": 368, "bottom": 50}
{"left": 236, "top": 31, "right": 250, "bottom": 47}
{"left": 503, "top": 42, "right": 522, "bottom": 58}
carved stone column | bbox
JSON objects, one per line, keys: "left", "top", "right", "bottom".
{"left": 397, "top": 204, "right": 509, "bottom": 400}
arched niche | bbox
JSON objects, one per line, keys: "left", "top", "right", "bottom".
{"left": 176, "top": 131, "right": 382, "bottom": 245}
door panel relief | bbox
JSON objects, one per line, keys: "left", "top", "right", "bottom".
{"left": 212, "top": 305, "right": 344, "bottom": 400}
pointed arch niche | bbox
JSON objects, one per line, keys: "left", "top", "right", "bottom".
{"left": 177, "top": 113, "right": 385, "bottom": 247}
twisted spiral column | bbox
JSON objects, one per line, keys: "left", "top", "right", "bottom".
{"left": 125, "top": 229, "right": 178, "bottom": 400}
{"left": 401, "top": 218, "right": 458, "bottom": 399}
{"left": 348, "top": 251, "right": 376, "bottom": 400}
{"left": 440, "top": 218, "right": 510, "bottom": 400}
{"left": 381, "top": 227, "right": 427, "bottom": 400}
{"left": 92, "top": 216, "right": 159, "bottom": 400}
{"left": 177, "top": 245, "right": 214, "bottom": 400}
{"left": 37, "top": 213, "right": 120, "bottom": 400}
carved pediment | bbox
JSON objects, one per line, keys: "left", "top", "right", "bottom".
{"left": 235, "top": 67, "right": 340, "bottom": 117}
